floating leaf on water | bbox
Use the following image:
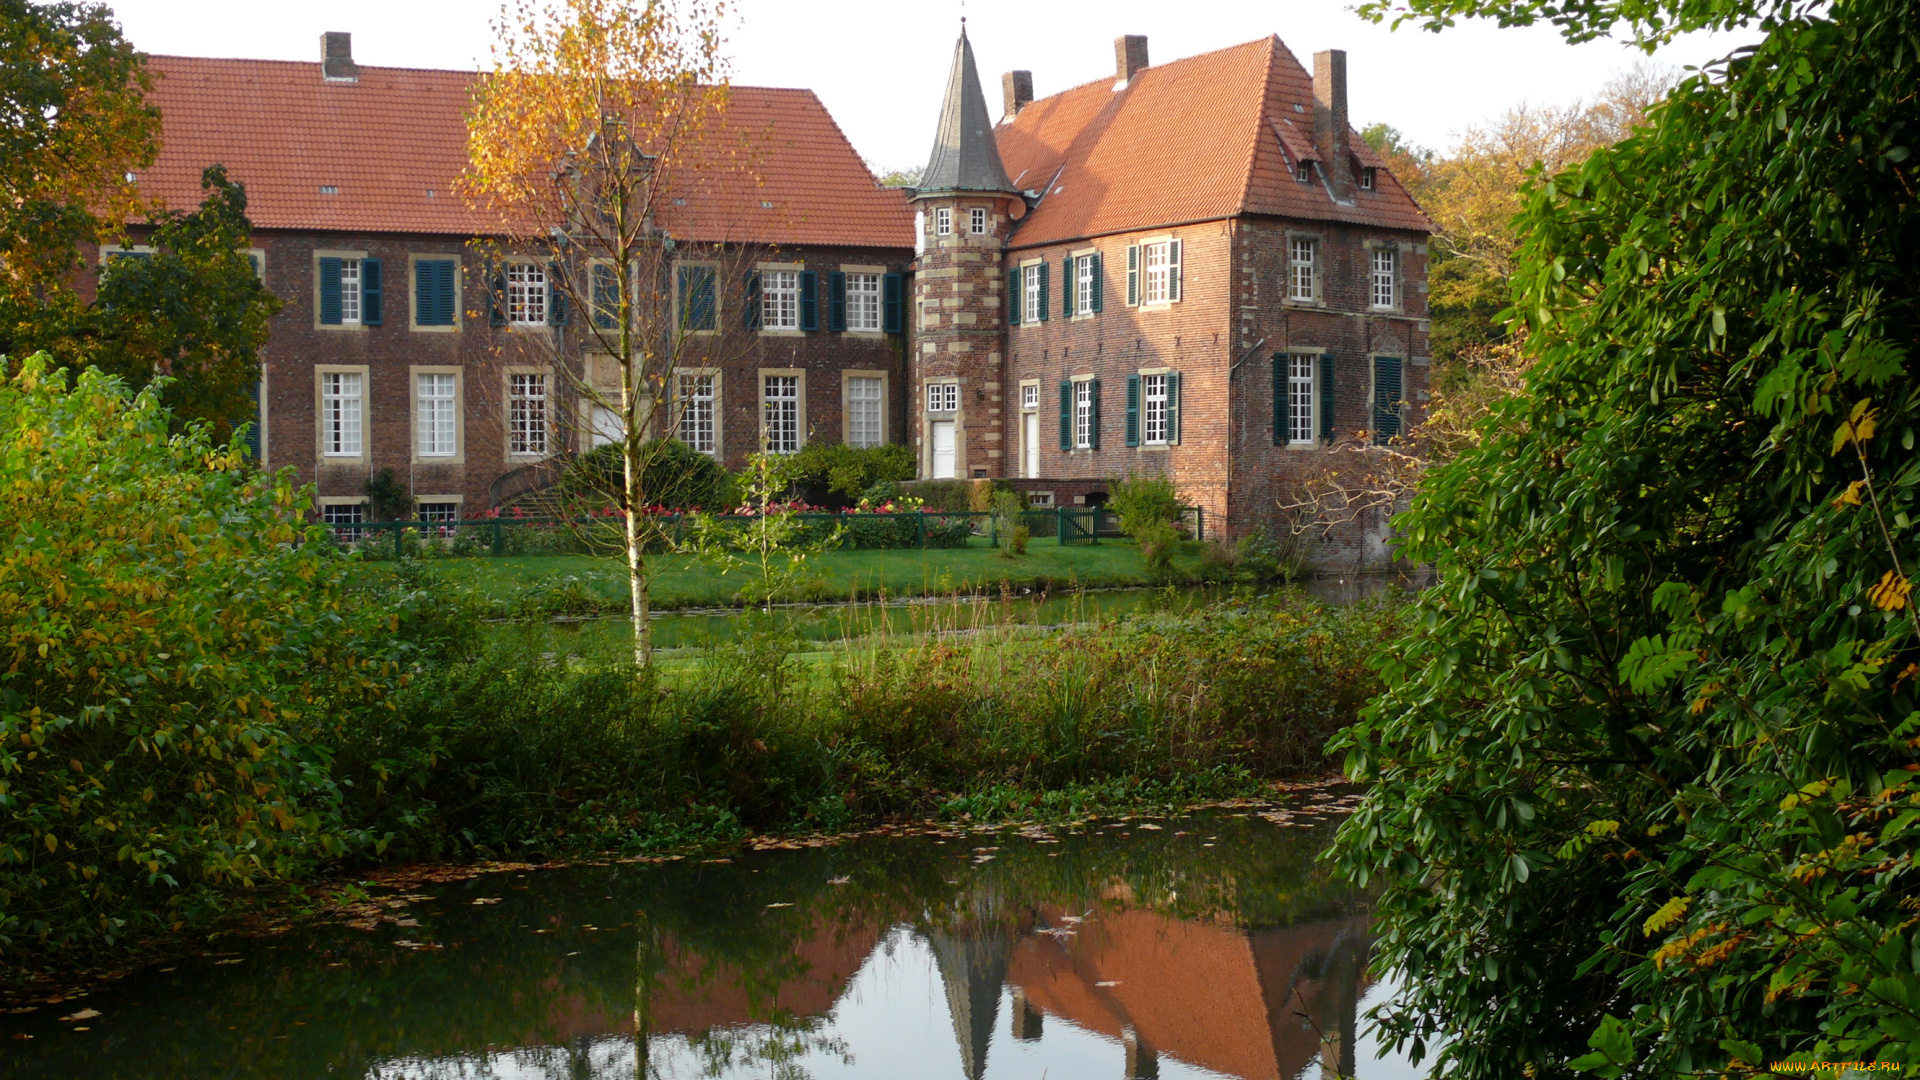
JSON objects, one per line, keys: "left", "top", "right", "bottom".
{"left": 765, "top": 902, "right": 794, "bottom": 909}
{"left": 827, "top": 876, "right": 850, "bottom": 886}
{"left": 213, "top": 959, "right": 243, "bottom": 966}
{"left": 61, "top": 1009, "right": 101, "bottom": 1021}
{"left": 471, "top": 897, "right": 502, "bottom": 905}
{"left": 1094, "top": 980, "right": 1122, "bottom": 987}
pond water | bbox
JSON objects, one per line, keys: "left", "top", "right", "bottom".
{"left": 1, "top": 799, "right": 1425, "bottom": 1080}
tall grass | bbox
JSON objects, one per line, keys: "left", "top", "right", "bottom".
{"left": 332, "top": 586, "right": 1406, "bottom": 859}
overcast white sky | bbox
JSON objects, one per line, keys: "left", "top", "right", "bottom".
{"left": 106, "top": 0, "right": 1744, "bottom": 170}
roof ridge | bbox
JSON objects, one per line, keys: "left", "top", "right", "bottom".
{"left": 1007, "top": 36, "right": 1281, "bottom": 119}
{"left": 145, "top": 55, "right": 824, "bottom": 97}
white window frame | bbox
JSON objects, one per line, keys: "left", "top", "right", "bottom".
{"left": 761, "top": 371, "right": 802, "bottom": 454}
{"left": 1074, "top": 254, "right": 1095, "bottom": 315}
{"left": 1022, "top": 264, "right": 1043, "bottom": 324}
{"left": 1371, "top": 248, "right": 1398, "bottom": 310}
{"left": 846, "top": 373, "right": 885, "bottom": 448}
{"left": 761, "top": 269, "right": 800, "bottom": 330}
{"left": 1360, "top": 167, "right": 1377, "bottom": 191}
{"left": 969, "top": 207, "right": 988, "bottom": 234}
{"left": 677, "top": 371, "right": 718, "bottom": 456}
{"left": 339, "top": 258, "right": 363, "bottom": 325}
{"left": 1296, "top": 161, "right": 1313, "bottom": 183}
{"left": 416, "top": 371, "right": 457, "bottom": 458}
{"left": 506, "top": 261, "right": 546, "bottom": 327}
{"left": 1142, "top": 373, "right": 1170, "bottom": 446}
{"left": 935, "top": 207, "right": 952, "bottom": 236}
{"left": 507, "top": 370, "right": 550, "bottom": 457}
{"left": 319, "top": 370, "right": 364, "bottom": 458}
{"left": 1288, "top": 352, "right": 1319, "bottom": 446}
{"left": 1022, "top": 383, "right": 1039, "bottom": 410}
{"left": 846, "top": 272, "right": 883, "bottom": 332}
{"left": 1289, "top": 238, "right": 1319, "bottom": 303}
{"left": 319, "top": 499, "right": 367, "bottom": 543}
{"left": 1074, "top": 380, "right": 1094, "bottom": 450}
{"left": 927, "top": 381, "right": 959, "bottom": 414}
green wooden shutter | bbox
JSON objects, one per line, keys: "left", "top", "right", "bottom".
{"left": 1167, "top": 239, "right": 1182, "bottom": 302}
{"left": 799, "top": 269, "right": 818, "bottom": 331}
{"left": 689, "top": 267, "right": 716, "bottom": 330}
{"left": 1007, "top": 268, "right": 1021, "bottom": 325}
{"left": 361, "top": 258, "right": 382, "bottom": 324}
{"left": 1373, "top": 356, "right": 1403, "bottom": 443}
{"left": 744, "top": 271, "right": 761, "bottom": 330}
{"left": 1063, "top": 257, "right": 1075, "bottom": 317}
{"left": 1089, "top": 378, "right": 1101, "bottom": 449}
{"left": 828, "top": 271, "right": 847, "bottom": 332}
{"left": 1125, "top": 246, "right": 1139, "bottom": 305}
{"left": 1272, "top": 355, "right": 1286, "bottom": 445}
{"left": 242, "top": 380, "right": 261, "bottom": 460}
{"left": 318, "top": 256, "right": 343, "bottom": 324}
{"left": 593, "top": 263, "right": 619, "bottom": 329}
{"left": 488, "top": 261, "right": 506, "bottom": 326}
{"left": 1125, "top": 374, "right": 1141, "bottom": 447}
{"left": 1036, "top": 262, "right": 1049, "bottom": 323}
{"left": 1167, "top": 372, "right": 1181, "bottom": 445}
{"left": 439, "top": 260, "right": 458, "bottom": 325}
{"left": 882, "top": 272, "right": 903, "bottom": 333}
{"left": 415, "top": 259, "right": 434, "bottom": 326}
{"left": 1090, "top": 252, "right": 1104, "bottom": 313}
{"left": 1321, "top": 354, "right": 1336, "bottom": 441}
{"left": 546, "top": 262, "right": 566, "bottom": 325}
{"left": 1059, "top": 381, "right": 1072, "bottom": 450}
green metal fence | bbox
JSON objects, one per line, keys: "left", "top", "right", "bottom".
{"left": 325, "top": 504, "right": 1204, "bottom": 559}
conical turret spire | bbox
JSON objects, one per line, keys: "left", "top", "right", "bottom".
{"left": 919, "top": 28, "right": 1017, "bottom": 196}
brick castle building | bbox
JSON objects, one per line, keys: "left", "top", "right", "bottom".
{"left": 120, "top": 29, "right": 1428, "bottom": 561}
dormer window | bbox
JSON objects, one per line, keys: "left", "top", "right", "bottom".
{"left": 1295, "top": 161, "right": 1312, "bottom": 183}
{"left": 1360, "top": 167, "right": 1377, "bottom": 191}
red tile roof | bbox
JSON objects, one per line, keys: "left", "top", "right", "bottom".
{"left": 994, "top": 37, "right": 1431, "bottom": 249}
{"left": 138, "top": 55, "right": 913, "bottom": 249}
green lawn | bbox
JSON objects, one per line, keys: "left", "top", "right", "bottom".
{"left": 358, "top": 536, "right": 1201, "bottom": 610}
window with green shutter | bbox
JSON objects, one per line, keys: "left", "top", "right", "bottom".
{"left": 1166, "top": 372, "right": 1181, "bottom": 444}
{"left": 546, "top": 262, "right": 566, "bottom": 325}
{"left": 1058, "top": 381, "right": 1072, "bottom": 451}
{"left": 799, "top": 270, "right": 819, "bottom": 331}
{"left": 415, "top": 259, "right": 457, "bottom": 326}
{"left": 1008, "top": 268, "right": 1022, "bottom": 325}
{"left": 1321, "top": 354, "right": 1336, "bottom": 442}
{"left": 318, "top": 256, "right": 343, "bottom": 325}
{"left": 1062, "top": 257, "right": 1074, "bottom": 318}
{"left": 828, "top": 271, "right": 847, "bottom": 332}
{"left": 1088, "top": 377, "right": 1101, "bottom": 449}
{"left": 1125, "top": 245, "right": 1140, "bottom": 305}
{"left": 1271, "top": 355, "right": 1286, "bottom": 446}
{"left": 361, "top": 258, "right": 382, "bottom": 325}
{"left": 678, "top": 265, "right": 716, "bottom": 331}
{"left": 1036, "top": 262, "right": 1049, "bottom": 323}
{"left": 591, "top": 263, "right": 619, "bottom": 330}
{"left": 1090, "top": 252, "right": 1104, "bottom": 313}
{"left": 882, "top": 273, "right": 903, "bottom": 333}
{"left": 1125, "top": 374, "right": 1141, "bottom": 447}
{"left": 1373, "top": 356, "right": 1404, "bottom": 443}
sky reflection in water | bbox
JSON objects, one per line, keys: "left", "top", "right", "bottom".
{"left": 3, "top": 799, "right": 1425, "bottom": 1080}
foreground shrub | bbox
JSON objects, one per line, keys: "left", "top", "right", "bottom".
{"left": 0, "top": 358, "right": 397, "bottom": 951}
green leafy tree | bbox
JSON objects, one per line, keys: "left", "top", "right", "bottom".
{"left": 0, "top": 356, "right": 393, "bottom": 951}
{"left": 84, "top": 165, "right": 280, "bottom": 437}
{"left": 1331, "top": 0, "right": 1920, "bottom": 1075}
{"left": 0, "top": 0, "right": 158, "bottom": 354}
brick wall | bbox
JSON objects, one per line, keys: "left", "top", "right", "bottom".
{"left": 1000, "top": 221, "right": 1237, "bottom": 523}
{"left": 1229, "top": 215, "right": 1430, "bottom": 568}
{"left": 245, "top": 231, "right": 909, "bottom": 513}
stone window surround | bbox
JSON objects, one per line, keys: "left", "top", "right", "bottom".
{"left": 840, "top": 263, "right": 888, "bottom": 336}
{"left": 312, "top": 248, "right": 369, "bottom": 332}
{"left": 1283, "top": 231, "right": 1325, "bottom": 306}
{"left": 1284, "top": 346, "right": 1327, "bottom": 451}
{"left": 407, "top": 252, "right": 462, "bottom": 333}
{"left": 1366, "top": 240, "right": 1406, "bottom": 314}
{"left": 757, "top": 366, "right": 807, "bottom": 453}
{"left": 841, "top": 368, "right": 889, "bottom": 447}
{"left": 502, "top": 364, "right": 554, "bottom": 462}
{"left": 674, "top": 365, "right": 723, "bottom": 457}
{"left": 313, "top": 363, "right": 369, "bottom": 466}
{"left": 755, "top": 261, "right": 805, "bottom": 337}
{"left": 1135, "top": 365, "right": 1177, "bottom": 449}
{"left": 409, "top": 365, "right": 465, "bottom": 464}
{"left": 673, "top": 258, "right": 722, "bottom": 336}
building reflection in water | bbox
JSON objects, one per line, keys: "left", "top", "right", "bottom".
{"left": 621, "top": 896, "right": 1373, "bottom": 1080}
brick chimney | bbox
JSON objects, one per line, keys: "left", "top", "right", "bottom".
{"left": 1002, "top": 70, "right": 1033, "bottom": 118}
{"left": 1313, "top": 50, "right": 1351, "bottom": 199}
{"left": 321, "top": 32, "right": 358, "bottom": 82}
{"left": 1114, "top": 35, "right": 1148, "bottom": 86}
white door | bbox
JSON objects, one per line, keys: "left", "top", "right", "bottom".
{"left": 1023, "top": 413, "right": 1040, "bottom": 478}
{"left": 931, "top": 421, "right": 956, "bottom": 479}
